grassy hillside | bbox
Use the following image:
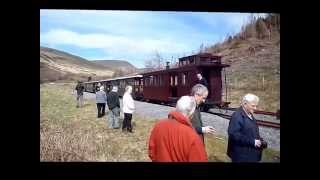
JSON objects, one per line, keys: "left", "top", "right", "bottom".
{"left": 205, "top": 14, "right": 280, "bottom": 112}
{"left": 40, "top": 47, "right": 114, "bottom": 83}
{"left": 40, "top": 83, "right": 279, "bottom": 162}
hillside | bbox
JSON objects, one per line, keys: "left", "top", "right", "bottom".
{"left": 205, "top": 14, "right": 280, "bottom": 112}
{"left": 40, "top": 47, "right": 114, "bottom": 83}
{"left": 91, "top": 60, "right": 137, "bottom": 76}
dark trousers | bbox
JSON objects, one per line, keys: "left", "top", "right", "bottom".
{"left": 122, "top": 113, "right": 133, "bottom": 131}
{"left": 96, "top": 103, "right": 106, "bottom": 118}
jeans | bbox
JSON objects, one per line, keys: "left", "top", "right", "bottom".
{"left": 108, "top": 107, "right": 120, "bottom": 128}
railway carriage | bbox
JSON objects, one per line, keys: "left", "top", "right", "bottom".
{"left": 142, "top": 53, "right": 230, "bottom": 110}
{"left": 84, "top": 75, "right": 143, "bottom": 99}
{"left": 84, "top": 53, "right": 230, "bottom": 111}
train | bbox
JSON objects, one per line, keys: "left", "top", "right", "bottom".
{"left": 83, "top": 53, "right": 230, "bottom": 111}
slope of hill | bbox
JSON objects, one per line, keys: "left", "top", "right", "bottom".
{"left": 205, "top": 14, "right": 280, "bottom": 112}
{"left": 40, "top": 47, "right": 114, "bottom": 83}
{"left": 91, "top": 60, "right": 137, "bottom": 74}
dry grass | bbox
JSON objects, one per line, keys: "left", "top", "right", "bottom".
{"left": 40, "top": 83, "right": 279, "bottom": 162}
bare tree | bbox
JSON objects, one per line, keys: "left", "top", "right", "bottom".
{"left": 144, "top": 50, "right": 165, "bottom": 70}
{"left": 199, "top": 43, "right": 205, "bottom": 53}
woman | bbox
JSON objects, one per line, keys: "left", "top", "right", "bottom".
{"left": 122, "top": 85, "right": 135, "bottom": 133}
{"left": 96, "top": 85, "right": 107, "bottom": 118}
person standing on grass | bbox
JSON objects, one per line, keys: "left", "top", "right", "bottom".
{"left": 96, "top": 85, "right": 107, "bottom": 118}
{"left": 227, "top": 93, "right": 267, "bottom": 162}
{"left": 190, "top": 84, "right": 216, "bottom": 143}
{"left": 107, "top": 86, "right": 120, "bottom": 129}
{"left": 148, "top": 96, "right": 208, "bottom": 162}
{"left": 75, "top": 81, "right": 84, "bottom": 108}
{"left": 122, "top": 85, "right": 135, "bottom": 133}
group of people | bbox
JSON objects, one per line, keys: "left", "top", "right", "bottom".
{"left": 75, "top": 72, "right": 268, "bottom": 162}
{"left": 75, "top": 81, "right": 135, "bottom": 133}
{"left": 148, "top": 73, "right": 267, "bottom": 162}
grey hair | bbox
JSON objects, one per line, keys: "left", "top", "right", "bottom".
{"left": 191, "top": 84, "right": 208, "bottom": 96}
{"left": 241, "top": 93, "right": 259, "bottom": 104}
{"left": 100, "top": 86, "right": 104, "bottom": 91}
{"left": 125, "top": 85, "right": 132, "bottom": 92}
{"left": 176, "top": 96, "right": 197, "bottom": 117}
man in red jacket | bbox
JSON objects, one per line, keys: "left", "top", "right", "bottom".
{"left": 148, "top": 96, "right": 208, "bottom": 162}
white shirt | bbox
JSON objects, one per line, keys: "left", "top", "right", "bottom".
{"left": 123, "top": 92, "right": 135, "bottom": 114}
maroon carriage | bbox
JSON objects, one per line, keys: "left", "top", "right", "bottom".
{"left": 142, "top": 53, "right": 230, "bottom": 111}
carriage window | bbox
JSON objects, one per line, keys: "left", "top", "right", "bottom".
{"left": 154, "top": 75, "right": 158, "bottom": 86}
{"left": 159, "top": 75, "right": 163, "bottom": 86}
{"left": 150, "top": 76, "right": 153, "bottom": 86}
{"left": 144, "top": 78, "right": 148, "bottom": 87}
{"left": 170, "top": 76, "right": 173, "bottom": 86}
{"left": 182, "top": 73, "right": 186, "bottom": 85}
{"left": 175, "top": 75, "right": 178, "bottom": 86}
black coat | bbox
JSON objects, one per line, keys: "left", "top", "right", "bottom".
{"left": 227, "top": 107, "right": 262, "bottom": 162}
{"left": 75, "top": 83, "right": 84, "bottom": 95}
{"left": 190, "top": 106, "right": 204, "bottom": 142}
{"left": 107, "top": 91, "right": 120, "bottom": 110}
{"left": 198, "top": 78, "right": 208, "bottom": 88}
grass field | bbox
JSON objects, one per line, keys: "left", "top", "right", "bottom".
{"left": 40, "top": 83, "right": 280, "bottom": 162}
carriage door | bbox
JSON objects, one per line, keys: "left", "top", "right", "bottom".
{"left": 202, "top": 69, "right": 211, "bottom": 99}
{"left": 170, "top": 74, "right": 178, "bottom": 97}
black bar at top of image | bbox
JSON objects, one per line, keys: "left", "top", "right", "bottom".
{"left": 39, "top": 0, "right": 280, "bottom": 13}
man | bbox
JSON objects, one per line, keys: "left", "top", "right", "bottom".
{"left": 190, "top": 84, "right": 216, "bottom": 143}
{"left": 107, "top": 86, "right": 120, "bottom": 129}
{"left": 96, "top": 85, "right": 107, "bottom": 118}
{"left": 227, "top": 93, "right": 266, "bottom": 162}
{"left": 196, "top": 73, "right": 209, "bottom": 88}
{"left": 75, "top": 81, "right": 84, "bottom": 108}
{"left": 148, "top": 96, "right": 208, "bottom": 162}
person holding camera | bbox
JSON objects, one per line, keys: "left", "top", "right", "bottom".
{"left": 227, "top": 93, "right": 267, "bottom": 162}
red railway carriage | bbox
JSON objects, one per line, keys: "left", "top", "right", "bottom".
{"left": 142, "top": 53, "right": 230, "bottom": 109}
{"left": 83, "top": 75, "right": 143, "bottom": 100}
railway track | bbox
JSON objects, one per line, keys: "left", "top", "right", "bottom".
{"left": 140, "top": 100, "right": 280, "bottom": 129}
{"left": 84, "top": 91, "right": 280, "bottom": 129}
{"left": 207, "top": 108, "right": 280, "bottom": 129}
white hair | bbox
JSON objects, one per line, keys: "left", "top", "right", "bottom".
{"left": 125, "top": 85, "right": 132, "bottom": 93}
{"left": 112, "top": 86, "right": 118, "bottom": 92}
{"left": 176, "top": 96, "right": 197, "bottom": 117}
{"left": 242, "top": 93, "right": 259, "bottom": 104}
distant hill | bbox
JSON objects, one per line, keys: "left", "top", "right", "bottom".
{"left": 91, "top": 60, "right": 137, "bottom": 74}
{"left": 40, "top": 47, "right": 114, "bottom": 83}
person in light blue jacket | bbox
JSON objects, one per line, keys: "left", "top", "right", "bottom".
{"left": 96, "top": 85, "right": 107, "bottom": 118}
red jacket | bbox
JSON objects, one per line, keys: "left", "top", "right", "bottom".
{"left": 148, "top": 111, "right": 208, "bottom": 162}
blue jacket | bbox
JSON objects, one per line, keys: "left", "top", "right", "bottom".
{"left": 227, "top": 107, "right": 262, "bottom": 162}
{"left": 96, "top": 90, "right": 107, "bottom": 103}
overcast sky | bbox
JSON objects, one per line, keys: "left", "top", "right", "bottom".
{"left": 40, "top": 10, "right": 266, "bottom": 68}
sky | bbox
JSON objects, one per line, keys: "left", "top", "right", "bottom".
{"left": 40, "top": 10, "right": 267, "bottom": 68}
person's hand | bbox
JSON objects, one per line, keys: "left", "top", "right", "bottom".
{"left": 202, "top": 126, "right": 216, "bottom": 134}
{"left": 255, "top": 139, "right": 261, "bottom": 147}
